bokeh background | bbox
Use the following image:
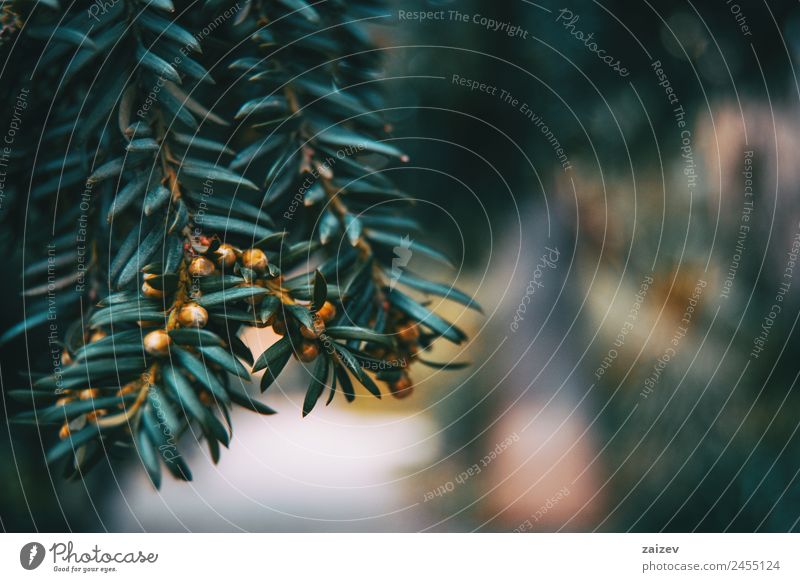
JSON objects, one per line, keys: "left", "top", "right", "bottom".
{"left": 4, "top": 0, "right": 800, "bottom": 531}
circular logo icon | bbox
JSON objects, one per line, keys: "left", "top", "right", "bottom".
{"left": 19, "top": 542, "right": 45, "bottom": 570}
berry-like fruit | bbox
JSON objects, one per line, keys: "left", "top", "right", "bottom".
{"left": 241, "top": 248, "right": 268, "bottom": 274}
{"left": 397, "top": 323, "right": 420, "bottom": 343}
{"left": 189, "top": 256, "right": 216, "bottom": 277}
{"left": 144, "top": 329, "right": 172, "bottom": 356}
{"left": 79, "top": 388, "right": 100, "bottom": 400}
{"left": 86, "top": 410, "right": 106, "bottom": 422}
{"left": 300, "top": 325, "right": 318, "bottom": 340}
{"left": 89, "top": 330, "right": 106, "bottom": 343}
{"left": 298, "top": 342, "right": 320, "bottom": 362}
{"left": 177, "top": 303, "right": 208, "bottom": 328}
{"left": 317, "top": 301, "right": 337, "bottom": 322}
{"left": 389, "top": 374, "right": 414, "bottom": 399}
{"left": 215, "top": 244, "right": 237, "bottom": 269}
{"left": 300, "top": 317, "right": 326, "bottom": 339}
{"left": 141, "top": 281, "right": 164, "bottom": 298}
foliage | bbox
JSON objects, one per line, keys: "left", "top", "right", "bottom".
{"left": 0, "top": 0, "right": 478, "bottom": 487}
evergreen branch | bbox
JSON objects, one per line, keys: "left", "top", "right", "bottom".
{"left": 4, "top": 0, "right": 480, "bottom": 487}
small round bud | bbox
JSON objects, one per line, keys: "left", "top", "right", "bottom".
{"left": 241, "top": 248, "right": 268, "bottom": 274}
{"left": 86, "top": 410, "right": 106, "bottom": 422}
{"left": 398, "top": 323, "right": 420, "bottom": 343}
{"left": 298, "top": 342, "right": 320, "bottom": 362}
{"left": 301, "top": 318, "right": 325, "bottom": 339}
{"left": 79, "top": 388, "right": 100, "bottom": 400}
{"left": 317, "top": 301, "right": 337, "bottom": 322}
{"left": 299, "top": 325, "right": 317, "bottom": 340}
{"left": 61, "top": 350, "right": 73, "bottom": 367}
{"left": 144, "top": 329, "right": 172, "bottom": 356}
{"left": 215, "top": 244, "right": 237, "bottom": 269}
{"left": 177, "top": 303, "right": 208, "bottom": 328}
{"left": 189, "top": 256, "right": 216, "bottom": 277}
{"left": 58, "top": 423, "right": 71, "bottom": 439}
{"left": 89, "top": 330, "right": 106, "bottom": 343}
{"left": 141, "top": 281, "right": 164, "bottom": 299}
{"left": 389, "top": 375, "right": 414, "bottom": 399}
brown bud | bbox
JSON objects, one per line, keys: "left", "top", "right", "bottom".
{"left": 144, "top": 329, "right": 172, "bottom": 356}
{"left": 189, "top": 256, "right": 216, "bottom": 278}
{"left": 241, "top": 248, "right": 268, "bottom": 274}
{"left": 298, "top": 341, "right": 319, "bottom": 362}
{"left": 86, "top": 410, "right": 106, "bottom": 422}
{"left": 79, "top": 388, "right": 100, "bottom": 400}
{"left": 177, "top": 303, "right": 208, "bottom": 328}
{"left": 89, "top": 330, "right": 106, "bottom": 343}
{"left": 273, "top": 319, "right": 286, "bottom": 336}
{"left": 141, "top": 281, "right": 164, "bottom": 299}
{"left": 58, "top": 423, "right": 71, "bottom": 439}
{"left": 389, "top": 375, "right": 414, "bottom": 399}
{"left": 317, "top": 301, "right": 337, "bottom": 322}
{"left": 300, "top": 318, "right": 327, "bottom": 339}
{"left": 55, "top": 397, "right": 72, "bottom": 407}
{"left": 61, "top": 350, "right": 73, "bottom": 367}
{"left": 215, "top": 244, "right": 237, "bottom": 269}
{"left": 397, "top": 323, "right": 420, "bottom": 343}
